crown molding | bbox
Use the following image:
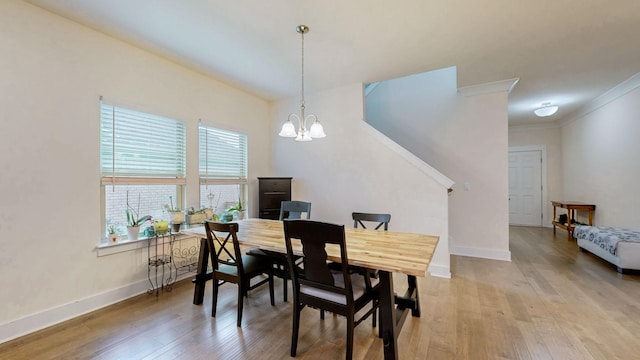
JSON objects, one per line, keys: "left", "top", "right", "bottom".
{"left": 458, "top": 78, "right": 520, "bottom": 97}
{"left": 559, "top": 71, "right": 640, "bottom": 127}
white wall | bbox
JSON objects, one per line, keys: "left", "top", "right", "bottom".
{"left": 0, "top": 1, "right": 271, "bottom": 341}
{"left": 561, "top": 84, "right": 640, "bottom": 229}
{"left": 365, "top": 68, "right": 511, "bottom": 261}
{"left": 271, "top": 83, "right": 452, "bottom": 278}
{"left": 509, "top": 126, "right": 563, "bottom": 227}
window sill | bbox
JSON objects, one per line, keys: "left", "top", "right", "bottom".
{"left": 96, "top": 233, "right": 197, "bottom": 257}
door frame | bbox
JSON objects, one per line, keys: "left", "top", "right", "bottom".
{"left": 508, "top": 145, "right": 548, "bottom": 227}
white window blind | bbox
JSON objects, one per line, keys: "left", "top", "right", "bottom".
{"left": 100, "top": 102, "right": 186, "bottom": 184}
{"left": 199, "top": 124, "right": 247, "bottom": 184}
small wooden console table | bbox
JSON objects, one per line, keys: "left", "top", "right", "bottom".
{"left": 551, "top": 201, "right": 596, "bottom": 240}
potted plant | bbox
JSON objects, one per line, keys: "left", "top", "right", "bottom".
{"left": 186, "top": 207, "right": 208, "bottom": 224}
{"left": 108, "top": 225, "right": 118, "bottom": 244}
{"left": 153, "top": 220, "right": 169, "bottom": 235}
{"left": 164, "top": 195, "right": 184, "bottom": 231}
{"left": 126, "top": 191, "right": 152, "bottom": 241}
{"left": 227, "top": 190, "right": 245, "bottom": 220}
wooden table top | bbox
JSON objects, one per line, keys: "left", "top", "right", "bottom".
{"left": 551, "top": 201, "right": 596, "bottom": 209}
{"left": 182, "top": 218, "right": 439, "bottom": 277}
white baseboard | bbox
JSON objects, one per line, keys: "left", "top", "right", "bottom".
{"left": 0, "top": 273, "right": 193, "bottom": 344}
{"left": 428, "top": 263, "right": 451, "bottom": 279}
{"left": 450, "top": 245, "right": 512, "bottom": 262}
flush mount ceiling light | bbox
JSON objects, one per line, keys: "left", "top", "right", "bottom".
{"left": 534, "top": 102, "right": 559, "bottom": 117}
{"left": 279, "top": 25, "right": 326, "bottom": 142}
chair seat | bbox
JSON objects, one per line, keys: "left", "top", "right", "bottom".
{"left": 217, "top": 254, "right": 270, "bottom": 277}
{"left": 300, "top": 271, "right": 379, "bottom": 305}
{"left": 247, "top": 247, "right": 300, "bottom": 302}
{"left": 247, "top": 247, "right": 287, "bottom": 262}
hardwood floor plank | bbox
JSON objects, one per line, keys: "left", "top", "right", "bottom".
{"left": 2, "top": 226, "right": 640, "bottom": 359}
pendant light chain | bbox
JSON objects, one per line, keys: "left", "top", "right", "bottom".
{"left": 300, "top": 28, "right": 306, "bottom": 119}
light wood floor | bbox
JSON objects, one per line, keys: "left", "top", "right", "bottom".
{"left": 2, "top": 226, "right": 640, "bottom": 359}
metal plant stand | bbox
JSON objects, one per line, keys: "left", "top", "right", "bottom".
{"left": 147, "top": 232, "right": 175, "bottom": 295}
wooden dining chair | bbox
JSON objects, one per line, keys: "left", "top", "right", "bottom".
{"left": 283, "top": 220, "right": 379, "bottom": 360}
{"left": 352, "top": 212, "right": 391, "bottom": 230}
{"left": 204, "top": 221, "right": 275, "bottom": 327}
{"left": 352, "top": 211, "right": 421, "bottom": 317}
{"left": 279, "top": 200, "right": 311, "bottom": 220}
{"left": 351, "top": 212, "right": 391, "bottom": 279}
{"left": 248, "top": 200, "right": 311, "bottom": 302}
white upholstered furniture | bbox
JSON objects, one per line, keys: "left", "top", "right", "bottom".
{"left": 574, "top": 225, "right": 640, "bottom": 273}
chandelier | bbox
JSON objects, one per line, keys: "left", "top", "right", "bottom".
{"left": 279, "top": 25, "right": 326, "bottom": 141}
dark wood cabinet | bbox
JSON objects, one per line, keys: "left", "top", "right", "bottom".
{"left": 258, "top": 177, "right": 292, "bottom": 220}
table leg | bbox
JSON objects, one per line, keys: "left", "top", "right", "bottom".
{"left": 568, "top": 210, "right": 574, "bottom": 240}
{"left": 407, "top": 275, "right": 420, "bottom": 317}
{"left": 378, "top": 270, "right": 398, "bottom": 360}
{"left": 193, "top": 237, "right": 209, "bottom": 305}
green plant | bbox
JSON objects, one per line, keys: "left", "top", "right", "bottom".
{"left": 226, "top": 203, "right": 243, "bottom": 213}
{"left": 226, "top": 186, "right": 244, "bottom": 213}
{"left": 126, "top": 191, "right": 152, "bottom": 227}
{"left": 163, "top": 195, "right": 181, "bottom": 212}
{"left": 108, "top": 225, "right": 116, "bottom": 235}
{"left": 187, "top": 206, "right": 207, "bottom": 215}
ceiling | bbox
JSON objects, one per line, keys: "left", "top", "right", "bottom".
{"left": 25, "top": 0, "right": 640, "bottom": 127}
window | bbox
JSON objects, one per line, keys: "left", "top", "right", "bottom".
{"left": 199, "top": 124, "right": 247, "bottom": 214}
{"left": 100, "top": 101, "right": 186, "bottom": 242}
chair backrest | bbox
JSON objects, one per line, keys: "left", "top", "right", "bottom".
{"left": 283, "top": 220, "right": 353, "bottom": 300}
{"left": 204, "top": 221, "right": 244, "bottom": 275}
{"left": 352, "top": 212, "right": 391, "bottom": 230}
{"left": 279, "top": 201, "right": 312, "bottom": 220}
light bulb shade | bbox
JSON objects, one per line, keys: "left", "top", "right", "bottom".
{"left": 279, "top": 120, "right": 297, "bottom": 137}
{"left": 309, "top": 120, "right": 326, "bottom": 138}
{"left": 295, "top": 130, "right": 312, "bottom": 142}
{"left": 534, "top": 105, "right": 558, "bottom": 117}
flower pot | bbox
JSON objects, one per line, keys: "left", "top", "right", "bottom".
{"left": 127, "top": 226, "right": 140, "bottom": 241}
{"left": 186, "top": 212, "right": 207, "bottom": 224}
{"left": 235, "top": 210, "right": 245, "bottom": 220}
{"left": 109, "top": 233, "right": 118, "bottom": 244}
{"left": 154, "top": 221, "right": 169, "bottom": 234}
{"left": 204, "top": 208, "right": 214, "bottom": 219}
{"left": 169, "top": 211, "right": 184, "bottom": 224}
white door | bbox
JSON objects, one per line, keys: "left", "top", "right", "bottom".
{"left": 509, "top": 150, "right": 542, "bottom": 226}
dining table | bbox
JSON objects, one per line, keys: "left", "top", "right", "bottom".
{"left": 182, "top": 218, "right": 439, "bottom": 360}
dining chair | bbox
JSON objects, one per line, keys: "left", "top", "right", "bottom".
{"left": 204, "top": 220, "right": 275, "bottom": 327}
{"left": 352, "top": 211, "right": 421, "bottom": 317}
{"left": 352, "top": 212, "right": 391, "bottom": 230}
{"left": 248, "top": 200, "right": 312, "bottom": 302}
{"left": 351, "top": 212, "right": 391, "bottom": 279}
{"left": 279, "top": 200, "right": 311, "bottom": 220}
{"left": 283, "top": 219, "right": 379, "bottom": 360}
